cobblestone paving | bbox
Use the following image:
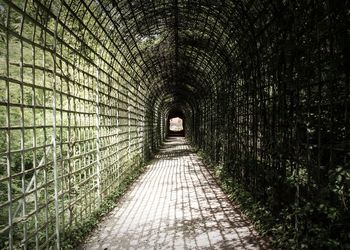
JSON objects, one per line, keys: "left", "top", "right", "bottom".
{"left": 80, "top": 137, "right": 270, "bottom": 250}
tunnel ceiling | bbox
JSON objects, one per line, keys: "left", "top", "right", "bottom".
{"left": 15, "top": 0, "right": 300, "bottom": 117}
{"left": 89, "top": 0, "right": 264, "bottom": 108}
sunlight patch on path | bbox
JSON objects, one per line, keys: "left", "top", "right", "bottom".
{"left": 80, "top": 137, "right": 270, "bottom": 250}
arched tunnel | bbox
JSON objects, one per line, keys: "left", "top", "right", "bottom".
{"left": 0, "top": 0, "right": 349, "bottom": 249}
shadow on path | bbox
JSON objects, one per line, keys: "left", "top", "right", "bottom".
{"left": 80, "top": 137, "right": 271, "bottom": 250}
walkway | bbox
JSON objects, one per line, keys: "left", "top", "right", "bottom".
{"left": 81, "top": 137, "right": 270, "bottom": 250}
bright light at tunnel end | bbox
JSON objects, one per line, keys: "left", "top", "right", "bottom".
{"left": 169, "top": 117, "right": 184, "bottom": 131}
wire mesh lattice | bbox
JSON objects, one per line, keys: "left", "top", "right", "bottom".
{"left": 0, "top": 0, "right": 349, "bottom": 249}
{"left": 0, "top": 0, "right": 152, "bottom": 248}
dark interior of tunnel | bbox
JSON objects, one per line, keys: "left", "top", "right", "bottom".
{"left": 0, "top": 0, "right": 349, "bottom": 249}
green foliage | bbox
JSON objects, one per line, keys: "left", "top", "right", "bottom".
{"left": 329, "top": 166, "right": 350, "bottom": 210}
{"left": 198, "top": 149, "right": 350, "bottom": 250}
{"left": 0, "top": 1, "right": 151, "bottom": 248}
{"left": 60, "top": 163, "right": 146, "bottom": 249}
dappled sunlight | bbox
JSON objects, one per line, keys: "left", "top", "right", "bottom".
{"left": 81, "top": 138, "right": 270, "bottom": 249}
{"left": 0, "top": 0, "right": 347, "bottom": 248}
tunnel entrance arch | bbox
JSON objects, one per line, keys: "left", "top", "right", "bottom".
{"left": 167, "top": 110, "right": 185, "bottom": 137}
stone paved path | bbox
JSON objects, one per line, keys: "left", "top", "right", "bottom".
{"left": 80, "top": 137, "right": 270, "bottom": 250}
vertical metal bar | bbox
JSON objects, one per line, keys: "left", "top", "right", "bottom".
{"left": 42, "top": 12, "right": 49, "bottom": 245}
{"left": 117, "top": 89, "right": 120, "bottom": 187}
{"left": 128, "top": 90, "right": 131, "bottom": 161}
{"left": 58, "top": 38, "right": 64, "bottom": 242}
{"left": 137, "top": 87, "right": 141, "bottom": 163}
{"left": 31, "top": 9, "right": 39, "bottom": 248}
{"left": 52, "top": 3, "right": 63, "bottom": 249}
{"left": 19, "top": 2, "right": 28, "bottom": 247}
{"left": 95, "top": 66, "right": 101, "bottom": 204}
{"left": 66, "top": 63, "right": 73, "bottom": 230}
{"left": 5, "top": 4, "right": 13, "bottom": 250}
